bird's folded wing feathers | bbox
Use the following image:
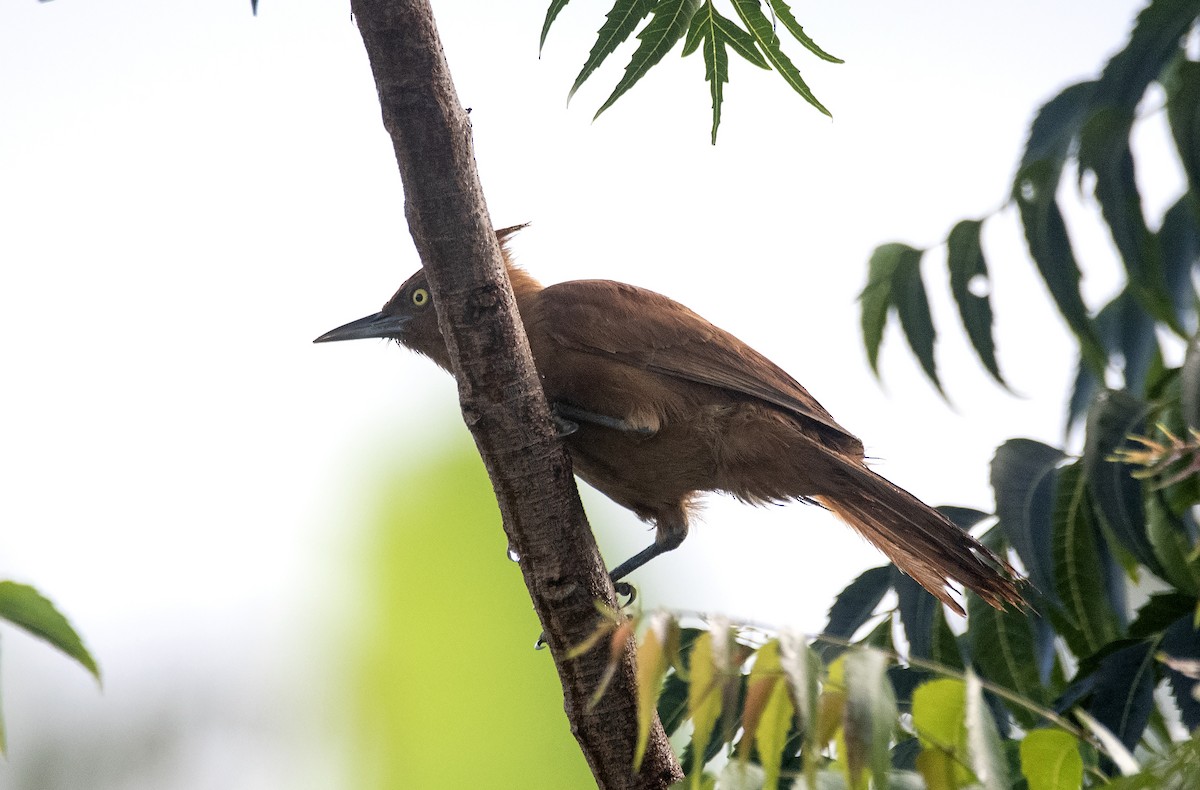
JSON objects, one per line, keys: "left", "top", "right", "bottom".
{"left": 538, "top": 280, "right": 861, "bottom": 448}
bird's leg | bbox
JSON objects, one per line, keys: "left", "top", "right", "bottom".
{"left": 551, "top": 402, "right": 655, "bottom": 437}
{"left": 608, "top": 508, "right": 688, "bottom": 592}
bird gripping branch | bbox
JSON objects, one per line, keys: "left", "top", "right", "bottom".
{"left": 315, "top": 225, "right": 1024, "bottom": 615}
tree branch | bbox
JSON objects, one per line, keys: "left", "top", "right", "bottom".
{"left": 347, "top": 1, "right": 682, "bottom": 787}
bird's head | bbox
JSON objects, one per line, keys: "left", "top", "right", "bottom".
{"left": 313, "top": 224, "right": 533, "bottom": 373}
{"left": 313, "top": 267, "right": 451, "bottom": 370}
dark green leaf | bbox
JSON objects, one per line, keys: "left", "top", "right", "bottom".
{"left": 0, "top": 582, "right": 99, "bottom": 681}
{"left": 1079, "top": 108, "right": 1177, "bottom": 332}
{"left": 937, "top": 506, "right": 991, "bottom": 531}
{"left": 595, "top": 0, "right": 701, "bottom": 118}
{"left": 1083, "top": 389, "right": 1163, "bottom": 576}
{"left": 1159, "top": 195, "right": 1199, "bottom": 335}
{"left": 1183, "top": 330, "right": 1200, "bottom": 431}
{"left": 1129, "top": 593, "right": 1195, "bottom": 639}
{"left": 1068, "top": 290, "right": 1159, "bottom": 430}
{"left": 1146, "top": 491, "right": 1200, "bottom": 594}
{"left": 539, "top": 0, "right": 572, "bottom": 53}
{"left": 967, "top": 592, "right": 1046, "bottom": 729}
{"left": 1052, "top": 463, "right": 1123, "bottom": 656}
{"left": 569, "top": 0, "right": 654, "bottom": 102}
{"left": 930, "top": 603, "right": 965, "bottom": 671}
{"left": 820, "top": 566, "right": 891, "bottom": 658}
{"left": 893, "top": 249, "right": 944, "bottom": 396}
{"left": 1013, "top": 82, "right": 1107, "bottom": 372}
{"left": 947, "top": 219, "right": 1006, "bottom": 385}
{"left": 1094, "top": 0, "right": 1200, "bottom": 111}
{"left": 1167, "top": 59, "right": 1200, "bottom": 206}
{"left": 893, "top": 567, "right": 935, "bottom": 661}
{"left": 991, "top": 439, "right": 1066, "bottom": 602}
{"left": 861, "top": 243, "right": 921, "bottom": 375}
{"left": 1161, "top": 615, "right": 1200, "bottom": 730}
{"left": 1086, "top": 640, "right": 1156, "bottom": 754}
{"left": 730, "top": 0, "right": 830, "bottom": 116}
{"left": 765, "top": 0, "right": 842, "bottom": 63}
{"left": 682, "top": 2, "right": 766, "bottom": 144}
{"left": 658, "top": 670, "right": 691, "bottom": 736}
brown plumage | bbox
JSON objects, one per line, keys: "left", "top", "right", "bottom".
{"left": 315, "top": 226, "right": 1024, "bottom": 614}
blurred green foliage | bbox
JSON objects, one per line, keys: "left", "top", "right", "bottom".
{"left": 345, "top": 432, "right": 593, "bottom": 788}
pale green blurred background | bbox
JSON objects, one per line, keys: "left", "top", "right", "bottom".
{"left": 0, "top": 1, "right": 1171, "bottom": 787}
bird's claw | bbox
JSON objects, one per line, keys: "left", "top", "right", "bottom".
{"left": 614, "top": 580, "right": 637, "bottom": 607}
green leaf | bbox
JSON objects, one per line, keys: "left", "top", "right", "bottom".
{"left": 1160, "top": 615, "right": 1200, "bottom": 731}
{"left": 912, "top": 678, "right": 971, "bottom": 787}
{"left": 0, "top": 581, "right": 99, "bottom": 681}
{"left": 1075, "top": 708, "right": 1139, "bottom": 776}
{"left": 1086, "top": 640, "right": 1156, "bottom": 755}
{"left": 1166, "top": 58, "right": 1200, "bottom": 205}
{"left": 730, "top": 0, "right": 830, "bottom": 116}
{"left": 569, "top": 0, "right": 654, "bottom": 102}
{"left": 964, "top": 669, "right": 1010, "bottom": 790}
{"left": 682, "top": 2, "right": 767, "bottom": 144}
{"left": 779, "top": 631, "right": 822, "bottom": 790}
{"left": 1145, "top": 491, "right": 1200, "bottom": 594}
{"left": 1094, "top": 0, "right": 1200, "bottom": 111}
{"left": 930, "top": 605, "right": 964, "bottom": 671}
{"left": 1052, "top": 463, "right": 1123, "bottom": 656}
{"left": 744, "top": 640, "right": 794, "bottom": 789}
{"left": 539, "top": 0, "right": 572, "bottom": 54}
{"left": 765, "top": 0, "right": 842, "bottom": 63}
{"left": 860, "top": 243, "right": 940, "bottom": 391}
{"left": 842, "top": 649, "right": 896, "bottom": 790}
{"left": 1082, "top": 389, "right": 1163, "bottom": 576}
{"left": 947, "top": 219, "right": 1006, "bottom": 386}
{"left": 820, "top": 566, "right": 891, "bottom": 658}
{"left": 991, "top": 439, "right": 1066, "bottom": 603}
{"left": 1159, "top": 195, "right": 1200, "bottom": 335}
{"left": 595, "top": 0, "right": 701, "bottom": 119}
{"left": 1013, "top": 82, "right": 1107, "bottom": 372}
{"left": 1019, "top": 729, "right": 1083, "bottom": 790}
{"left": 966, "top": 592, "right": 1045, "bottom": 729}
{"left": 893, "top": 567, "right": 936, "bottom": 660}
{"left": 634, "top": 613, "right": 674, "bottom": 769}
{"left": 1078, "top": 108, "right": 1177, "bottom": 332}
{"left": 687, "top": 631, "right": 722, "bottom": 781}
{"left": 1183, "top": 330, "right": 1200, "bottom": 431}
{"left": 892, "top": 248, "right": 944, "bottom": 396}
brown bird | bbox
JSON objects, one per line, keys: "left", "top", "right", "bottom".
{"left": 315, "top": 226, "right": 1023, "bottom": 614}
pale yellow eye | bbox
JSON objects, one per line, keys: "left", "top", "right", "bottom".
{"left": 411, "top": 288, "right": 429, "bottom": 307}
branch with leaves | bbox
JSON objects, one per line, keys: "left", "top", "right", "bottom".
{"left": 541, "top": 0, "right": 841, "bottom": 143}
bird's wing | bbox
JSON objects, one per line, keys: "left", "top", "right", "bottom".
{"left": 536, "top": 280, "right": 861, "bottom": 447}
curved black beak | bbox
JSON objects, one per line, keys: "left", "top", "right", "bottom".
{"left": 313, "top": 312, "right": 411, "bottom": 343}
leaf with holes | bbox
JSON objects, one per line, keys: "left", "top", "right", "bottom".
{"left": 947, "top": 219, "right": 1005, "bottom": 385}
{"left": 1013, "top": 82, "right": 1106, "bottom": 372}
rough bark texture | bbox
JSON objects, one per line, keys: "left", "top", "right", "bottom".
{"left": 347, "top": 2, "right": 682, "bottom": 787}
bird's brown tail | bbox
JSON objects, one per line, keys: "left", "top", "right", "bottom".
{"left": 814, "top": 457, "right": 1024, "bottom": 616}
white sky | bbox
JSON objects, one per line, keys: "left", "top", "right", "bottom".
{"left": 0, "top": 0, "right": 1176, "bottom": 785}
